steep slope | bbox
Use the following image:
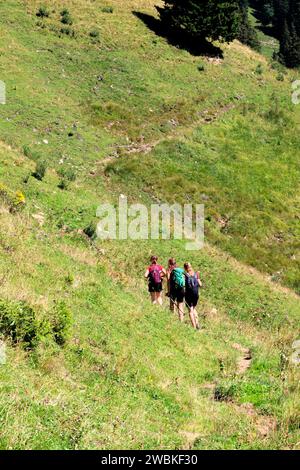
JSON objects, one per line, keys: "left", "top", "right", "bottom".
{"left": 1, "top": 0, "right": 299, "bottom": 291}
{"left": 0, "top": 0, "right": 299, "bottom": 450}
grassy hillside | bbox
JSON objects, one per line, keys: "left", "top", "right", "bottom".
{"left": 0, "top": 0, "right": 299, "bottom": 450}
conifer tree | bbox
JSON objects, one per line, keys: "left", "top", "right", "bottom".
{"left": 237, "top": 0, "right": 261, "bottom": 50}
{"left": 273, "top": 0, "right": 300, "bottom": 67}
{"left": 157, "top": 0, "right": 240, "bottom": 43}
{"left": 279, "top": 20, "right": 300, "bottom": 67}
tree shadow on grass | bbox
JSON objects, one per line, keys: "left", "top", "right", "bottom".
{"left": 133, "top": 11, "right": 224, "bottom": 58}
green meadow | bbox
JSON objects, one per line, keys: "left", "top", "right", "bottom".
{"left": 0, "top": 0, "right": 299, "bottom": 449}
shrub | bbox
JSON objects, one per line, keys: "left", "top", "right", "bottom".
{"left": 214, "top": 383, "right": 236, "bottom": 402}
{"left": 0, "top": 184, "right": 26, "bottom": 212}
{"left": 57, "top": 167, "right": 76, "bottom": 189}
{"left": 65, "top": 273, "right": 74, "bottom": 285}
{"left": 23, "top": 172, "right": 31, "bottom": 184}
{"left": 197, "top": 63, "right": 205, "bottom": 72}
{"left": 0, "top": 298, "right": 73, "bottom": 350}
{"left": 60, "top": 8, "right": 69, "bottom": 16}
{"left": 58, "top": 167, "right": 76, "bottom": 182}
{"left": 61, "top": 15, "right": 73, "bottom": 26}
{"left": 51, "top": 301, "right": 72, "bottom": 346}
{"left": 23, "top": 145, "right": 39, "bottom": 162}
{"left": 255, "top": 64, "right": 264, "bottom": 75}
{"left": 89, "top": 29, "right": 100, "bottom": 39}
{"left": 83, "top": 221, "right": 97, "bottom": 240}
{"left": 0, "top": 299, "right": 38, "bottom": 349}
{"left": 23, "top": 145, "right": 31, "bottom": 157}
{"left": 60, "top": 27, "right": 75, "bottom": 37}
{"left": 60, "top": 9, "right": 73, "bottom": 25}
{"left": 12, "top": 191, "right": 26, "bottom": 211}
{"left": 36, "top": 5, "right": 50, "bottom": 18}
{"left": 270, "top": 60, "right": 286, "bottom": 74}
{"left": 102, "top": 6, "right": 113, "bottom": 13}
{"left": 32, "top": 160, "right": 47, "bottom": 181}
{"left": 276, "top": 73, "right": 285, "bottom": 82}
{"left": 58, "top": 178, "right": 69, "bottom": 190}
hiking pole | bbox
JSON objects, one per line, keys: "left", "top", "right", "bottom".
{"left": 169, "top": 296, "right": 200, "bottom": 330}
{"left": 168, "top": 295, "right": 186, "bottom": 318}
{"left": 167, "top": 293, "right": 195, "bottom": 318}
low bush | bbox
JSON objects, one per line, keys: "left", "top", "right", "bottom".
{"left": 13, "top": 191, "right": 26, "bottom": 210}
{"left": 57, "top": 167, "right": 76, "bottom": 189}
{"left": 255, "top": 64, "right": 264, "bottom": 75}
{"left": 60, "top": 27, "right": 75, "bottom": 37}
{"left": 214, "top": 382, "right": 237, "bottom": 402}
{"left": 50, "top": 301, "right": 73, "bottom": 346}
{"left": 89, "top": 29, "right": 100, "bottom": 39}
{"left": 0, "top": 298, "right": 73, "bottom": 349}
{"left": 60, "top": 9, "right": 73, "bottom": 25}
{"left": 102, "top": 6, "right": 113, "bottom": 14}
{"left": 32, "top": 160, "right": 47, "bottom": 181}
{"left": 270, "top": 60, "right": 286, "bottom": 74}
{"left": 276, "top": 73, "right": 285, "bottom": 82}
{"left": 36, "top": 5, "right": 50, "bottom": 18}
{"left": 0, "top": 299, "right": 38, "bottom": 349}
{"left": 65, "top": 273, "right": 74, "bottom": 285}
{"left": 57, "top": 167, "right": 76, "bottom": 182}
{"left": 83, "top": 221, "right": 97, "bottom": 240}
{"left": 23, "top": 172, "right": 31, "bottom": 184}
{"left": 0, "top": 183, "right": 26, "bottom": 212}
{"left": 58, "top": 178, "right": 68, "bottom": 190}
{"left": 23, "top": 145, "right": 40, "bottom": 162}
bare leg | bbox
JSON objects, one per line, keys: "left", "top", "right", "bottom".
{"left": 194, "top": 308, "right": 200, "bottom": 329}
{"left": 170, "top": 298, "right": 175, "bottom": 313}
{"left": 178, "top": 302, "right": 184, "bottom": 322}
{"left": 150, "top": 292, "right": 156, "bottom": 305}
{"left": 156, "top": 292, "right": 163, "bottom": 306}
{"left": 189, "top": 307, "right": 197, "bottom": 329}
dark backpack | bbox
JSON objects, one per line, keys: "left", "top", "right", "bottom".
{"left": 149, "top": 265, "right": 161, "bottom": 285}
{"left": 170, "top": 268, "right": 185, "bottom": 289}
{"left": 185, "top": 273, "right": 199, "bottom": 295}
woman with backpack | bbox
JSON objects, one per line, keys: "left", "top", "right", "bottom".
{"left": 144, "top": 255, "right": 166, "bottom": 305}
{"left": 167, "top": 258, "right": 186, "bottom": 321}
{"left": 184, "top": 262, "right": 202, "bottom": 330}
{"left": 166, "top": 258, "right": 176, "bottom": 313}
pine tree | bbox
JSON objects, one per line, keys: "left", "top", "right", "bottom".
{"left": 260, "top": 1, "right": 275, "bottom": 26}
{"left": 290, "top": 0, "right": 300, "bottom": 36}
{"left": 279, "top": 20, "right": 300, "bottom": 67}
{"left": 237, "top": 0, "right": 261, "bottom": 50}
{"left": 273, "top": 0, "right": 300, "bottom": 67}
{"left": 273, "top": 0, "right": 290, "bottom": 37}
{"left": 157, "top": 0, "right": 240, "bottom": 43}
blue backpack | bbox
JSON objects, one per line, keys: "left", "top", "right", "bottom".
{"left": 185, "top": 272, "right": 199, "bottom": 295}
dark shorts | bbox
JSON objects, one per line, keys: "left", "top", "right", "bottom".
{"left": 185, "top": 293, "right": 199, "bottom": 308}
{"left": 170, "top": 287, "right": 185, "bottom": 303}
{"left": 149, "top": 282, "right": 163, "bottom": 293}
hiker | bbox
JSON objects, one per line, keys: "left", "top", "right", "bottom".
{"left": 144, "top": 255, "right": 166, "bottom": 305}
{"left": 184, "top": 262, "right": 202, "bottom": 330}
{"left": 166, "top": 258, "right": 176, "bottom": 311}
{"left": 168, "top": 260, "right": 185, "bottom": 322}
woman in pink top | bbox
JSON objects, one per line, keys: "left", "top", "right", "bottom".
{"left": 144, "top": 255, "right": 166, "bottom": 305}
